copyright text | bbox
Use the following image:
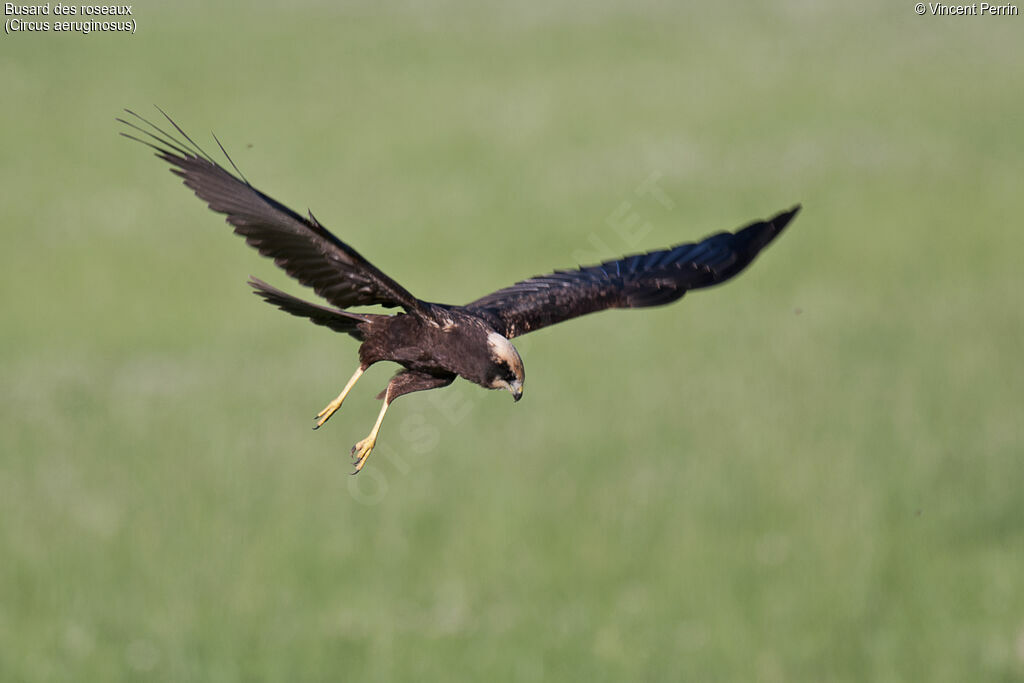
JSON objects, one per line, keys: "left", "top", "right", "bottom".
{"left": 914, "top": 2, "right": 1019, "bottom": 14}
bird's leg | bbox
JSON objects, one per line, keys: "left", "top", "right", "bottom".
{"left": 348, "top": 371, "right": 454, "bottom": 475}
{"left": 350, "top": 395, "right": 391, "bottom": 475}
{"left": 314, "top": 365, "right": 366, "bottom": 430}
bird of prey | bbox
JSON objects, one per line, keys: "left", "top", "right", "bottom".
{"left": 120, "top": 109, "right": 799, "bottom": 474}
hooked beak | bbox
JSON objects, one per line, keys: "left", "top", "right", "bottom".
{"left": 511, "top": 381, "right": 523, "bottom": 402}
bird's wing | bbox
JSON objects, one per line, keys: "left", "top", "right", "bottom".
{"left": 465, "top": 206, "right": 799, "bottom": 338}
{"left": 119, "top": 109, "right": 423, "bottom": 313}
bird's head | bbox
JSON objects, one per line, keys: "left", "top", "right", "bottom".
{"left": 486, "top": 332, "right": 525, "bottom": 401}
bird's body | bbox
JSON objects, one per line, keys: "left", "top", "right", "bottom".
{"left": 356, "top": 307, "right": 508, "bottom": 397}
{"left": 251, "top": 278, "right": 520, "bottom": 400}
{"left": 121, "top": 109, "right": 799, "bottom": 473}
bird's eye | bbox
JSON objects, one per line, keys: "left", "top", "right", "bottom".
{"left": 492, "top": 360, "right": 515, "bottom": 382}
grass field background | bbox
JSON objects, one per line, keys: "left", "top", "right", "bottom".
{"left": 3, "top": 2, "right": 1023, "bottom": 680}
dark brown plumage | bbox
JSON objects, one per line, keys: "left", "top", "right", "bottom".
{"left": 121, "top": 109, "right": 799, "bottom": 473}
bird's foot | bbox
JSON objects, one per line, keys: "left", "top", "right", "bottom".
{"left": 350, "top": 436, "right": 378, "bottom": 475}
{"left": 313, "top": 397, "right": 344, "bottom": 430}
{"left": 313, "top": 366, "right": 366, "bottom": 430}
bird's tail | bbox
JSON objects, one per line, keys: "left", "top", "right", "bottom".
{"left": 247, "top": 277, "right": 373, "bottom": 338}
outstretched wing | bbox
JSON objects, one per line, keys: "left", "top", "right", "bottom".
{"left": 120, "top": 109, "right": 422, "bottom": 313}
{"left": 465, "top": 206, "right": 799, "bottom": 338}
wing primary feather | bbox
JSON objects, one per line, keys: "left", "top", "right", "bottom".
{"left": 122, "top": 108, "right": 215, "bottom": 165}
{"left": 118, "top": 113, "right": 198, "bottom": 161}
{"left": 211, "top": 131, "right": 251, "bottom": 186}
{"left": 153, "top": 105, "right": 219, "bottom": 165}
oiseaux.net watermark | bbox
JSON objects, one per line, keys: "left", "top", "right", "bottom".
{"left": 914, "top": 2, "right": 1019, "bottom": 14}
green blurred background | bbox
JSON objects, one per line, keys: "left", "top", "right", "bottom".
{"left": 2, "top": 1, "right": 1022, "bottom": 680}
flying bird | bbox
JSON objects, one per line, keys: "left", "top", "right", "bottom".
{"left": 120, "top": 109, "right": 799, "bottom": 474}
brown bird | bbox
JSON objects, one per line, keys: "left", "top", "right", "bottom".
{"left": 121, "top": 109, "right": 799, "bottom": 474}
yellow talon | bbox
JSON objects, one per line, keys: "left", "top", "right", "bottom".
{"left": 351, "top": 437, "right": 377, "bottom": 473}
